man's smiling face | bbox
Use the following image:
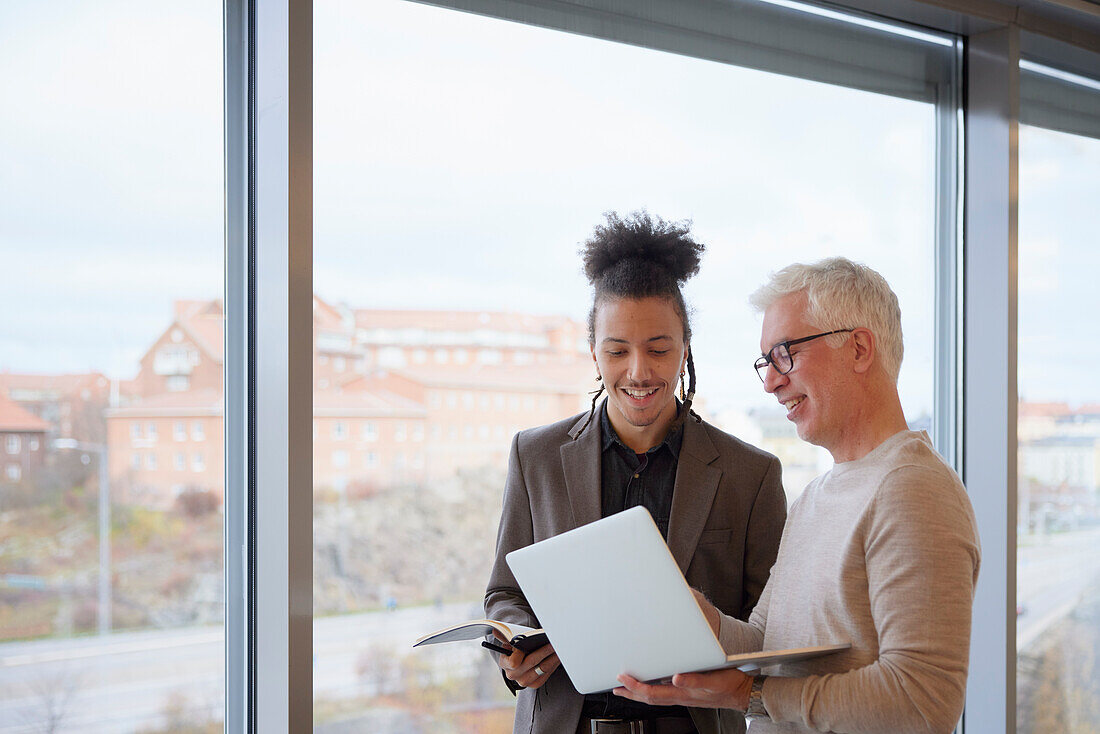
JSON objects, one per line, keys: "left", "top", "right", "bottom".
{"left": 759, "top": 291, "right": 854, "bottom": 453}
{"left": 591, "top": 296, "right": 687, "bottom": 449}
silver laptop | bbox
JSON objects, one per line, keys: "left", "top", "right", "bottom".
{"left": 506, "top": 505, "right": 847, "bottom": 694}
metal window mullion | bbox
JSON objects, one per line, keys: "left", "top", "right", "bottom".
{"left": 251, "top": 0, "right": 313, "bottom": 732}
{"left": 932, "top": 40, "right": 964, "bottom": 470}
{"left": 223, "top": 0, "right": 250, "bottom": 731}
{"left": 962, "top": 25, "right": 1019, "bottom": 734}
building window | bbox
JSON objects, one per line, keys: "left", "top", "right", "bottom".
{"left": 413, "top": 349, "right": 428, "bottom": 364}
{"left": 153, "top": 345, "right": 196, "bottom": 375}
{"left": 394, "top": 423, "right": 407, "bottom": 442}
{"left": 454, "top": 348, "right": 469, "bottom": 364}
{"left": 147, "top": 423, "right": 158, "bottom": 440}
{"left": 446, "top": 393, "right": 457, "bottom": 409}
{"left": 332, "top": 421, "right": 347, "bottom": 440}
{"left": 5, "top": 436, "right": 19, "bottom": 454}
{"left": 192, "top": 453, "right": 205, "bottom": 472}
{"left": 478, "top": 348, "right": 502, "bottom": 365}
{"left": 434, "top": 348, "right": 449, "bottom": 364}
{"left": 131, "top": 422, "right": 142, "bottom": 440}
{"left": 362, "top": 422, "right": 378, "bottom": 442}
{"left": 366, "top": 452, "right": 379, "bottom": 468}
{"left": 29, "top": 438, "right": 39, "bottom": 452}
{"left": 412, "top": 424, "right": 424, "bottom": 442}
{"left": 5, "top": 464, "right": 20, "bottom": 482}
{"left": 174, "top": 421, "right": 187, "bottom": 441}
{"left": 332, "top": 450, "right": 348, "bottom": 469}
{"left": 145, "top": 453, "right": 157, "bottom": 470}
{"left": 166, "top": 375, "right": 190, "bottom": 392}
{"left": 175, "top": 453, "right": 186, "bottom": 471}
{"left": 192, "top": 421, "right": 205, "bottom": 441}
{"left": 131, "top": 453, "right": 141, "bottom": 471}
{"left": 334, "top": 356, "right": 345, "bottom": 372}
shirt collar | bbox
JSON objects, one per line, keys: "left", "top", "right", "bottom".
{"left": 598, "top": 398, "right": 683, "bottom": 458}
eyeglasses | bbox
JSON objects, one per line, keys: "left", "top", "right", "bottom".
{"left": 753, "top": 329, "right": 854, "bottom": 382}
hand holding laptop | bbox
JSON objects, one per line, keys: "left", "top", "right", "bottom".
{"left": 505, "top": 507, "right": 848, "bottom": 694}
{"left": 613, "top": 667, "right": 754, "bottom": 712}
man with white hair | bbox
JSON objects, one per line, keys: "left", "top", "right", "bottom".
{"left": 614, "top": 257, "right": 981, "bottom": 734}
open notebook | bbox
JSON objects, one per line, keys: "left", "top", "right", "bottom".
{"left": 506, "top": 506, "right": 848, "bottom": 694}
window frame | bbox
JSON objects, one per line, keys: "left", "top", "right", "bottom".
{"left": 222, "top": 1, "right": 1100, "bottom": 732}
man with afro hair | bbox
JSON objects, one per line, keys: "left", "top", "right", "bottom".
{"left": 485, "top": 210, "right": 787, "bottom": 734}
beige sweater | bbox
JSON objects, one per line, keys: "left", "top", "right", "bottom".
{"left": 718, "top": 431, "right": 980, "bottom": 734}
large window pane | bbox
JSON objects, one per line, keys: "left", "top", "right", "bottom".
{"left": 313, "top": 1, "right": 940, "bottom": 730}
{"left": 1016, "top": 123, "right": 1100, "bottom": 733}
{"left": 0, "top": 2, "right": 224, "bottom": 731}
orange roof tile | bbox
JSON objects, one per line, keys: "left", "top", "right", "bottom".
{"left": 313, "top": 388, "right": 426, "bottom": 418}
{"left": 354, "top": 309, "right": 579, "bottom": 333}
{"left": 171, "top": 300, "right": 225, "bottom": 363}
{"left": 1018, "top": 401, "right": 1073, "bottom": 417}
{"left": 0, "top": 397, "right": 52, "bottom": 432}
{"left": 391, "top": 361, "right": 592, "bottom": 393}
{"left": 0, "top": 371, "right": 110, "bottom": 398}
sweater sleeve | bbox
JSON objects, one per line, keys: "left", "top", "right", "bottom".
{"left": 761, "top": 466, "right": 981, "bottom": 734}
{"left": 718, "top": 580, "right": 768, "bottom": 653}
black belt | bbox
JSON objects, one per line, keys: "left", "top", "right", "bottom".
{"left": 581, "top": 716, "right": 696, "bottom": 734}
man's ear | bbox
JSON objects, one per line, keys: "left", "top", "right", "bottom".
{"left": 851, "top": 328, "right": 876, "bottom": 374}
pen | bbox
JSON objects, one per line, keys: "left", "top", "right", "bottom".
{"left": 481, "top": 639, "right": 514, "bottom": 655}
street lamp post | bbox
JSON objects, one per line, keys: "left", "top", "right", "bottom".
{"left": 53, "top": 438, "right": 111, "bottom": 635}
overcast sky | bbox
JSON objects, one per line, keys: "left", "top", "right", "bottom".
{"left": 1, "top": 0, "right": 1097, "bottom": 415}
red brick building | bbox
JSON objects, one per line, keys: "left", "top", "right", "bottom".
{"left": 104, "top": 296, "right": 592, "bottom": 506}
{"left": 0, "top": 396, "right": 51, "bottom": 485}
{"left": 0, "top": 371, "right": 111, "bottom": 444}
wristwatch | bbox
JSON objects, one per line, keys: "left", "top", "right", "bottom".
{"left": 746, "top": 674, "right": 768, "bottom": 718}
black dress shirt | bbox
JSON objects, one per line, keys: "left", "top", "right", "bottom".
{"left": 582, "top": 400, "right": 691, "bottom": 722}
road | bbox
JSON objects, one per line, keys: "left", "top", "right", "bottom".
{"left": 0, "top": 602, "right": 486, "bottom": 733}
{"left": 2, "top": 529, "right": 1098, "bottom": 732}
{"left": 1016, "top": 526, "right": 1100, "bottom": 651}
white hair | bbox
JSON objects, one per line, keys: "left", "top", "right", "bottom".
{"left": 749, "top": 257, "right": 904, "bottom": 382}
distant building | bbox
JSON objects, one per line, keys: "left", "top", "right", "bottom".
{"left": 0, "top": 396, "right": 51, "bottom": 485}
{"left": 104, "top": 296, "right": 592, "bottom": 506}
{"left": 0, "top": 370, "right": 111, "bottom": 443}
{"left": 742, "top": 406, "right": 828, "bottom": 503}
{"left": 105, "top": 389, "right": 223, "bottom": 507}
{"left": 1017, "top": 401, "right": 1100, "bottom": 532}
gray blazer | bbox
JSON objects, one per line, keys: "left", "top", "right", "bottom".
{"left": 485, "top": 408, "right": 787, "bottom": 734}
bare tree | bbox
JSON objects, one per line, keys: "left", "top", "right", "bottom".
{"left": 19, "top": 667, "right": 83, "bottom": 734}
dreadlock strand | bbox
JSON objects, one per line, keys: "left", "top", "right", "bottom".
{"left": 574, "top": 383, "right": 605, "bottom": 439}
{"left": 673, "top": 350, "right": 701, "bottom": 430}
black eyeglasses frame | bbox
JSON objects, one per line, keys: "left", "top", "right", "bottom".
{"left": 753, "top": 328, "right": 855, "bottom": 382}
